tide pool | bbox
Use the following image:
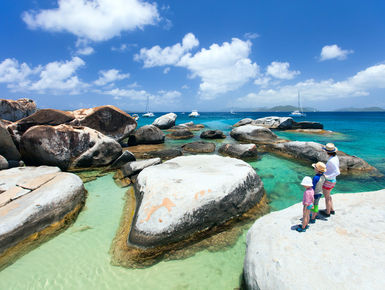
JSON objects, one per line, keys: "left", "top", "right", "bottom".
{"left": 0, "top": 112, "right": 384, "bottom": 289}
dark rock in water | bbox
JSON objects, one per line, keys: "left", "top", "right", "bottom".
{"left": 200, "top": 130, "right": 226, "bottom": 139}
{"left": 252, "top": 116, "right": 294, "bottom": 130}
{"left": 143, "top": 149, "right": 183, "bottom": 160}
{"left": 181, "top": 141, "right": 216, "bottom": 153}
{"left": 168, "top": 122, "right": 205, "bottom": 131}
{"left": 0, "top": 121, "right": 20, "bottom": 161}
{"left": 20, "top": 124, "right": 122, "bottom": 170}
{"left": 129, "top": 155, "right": 265, "bottom": 248}
{"left": 121, "top": 158, "right": 161, "bottom": 177}
{"left": 266, "top": 141, "right": 379, "bottom": 175}
{"left": 0, "top": 98, "right": 36, "bottom": 122}
{"left": 110, "top": 151, "right": 136, "bottom": 169}
{"left": 0, "top": 155, "right": 8, "bottom": 170}
{"left": 134, "top": 125, "right": 165, "bottom": 145}
{"left": 152, "top": 113, "right": 177, "bottom": 129}
{"left": 167, "top": 129, "right": 194, "bottom": 140}
{"left": 292, "top": 121, "right": 323, "bottom": 130}
{"left": 0, "top": 166, "right": 85, "bottom": 268}
{"left": 230, "top": 125, "right": 279, "bottom": 144}
{"left": 218, "top": 143, "right": 258, "bottom": 159}
{"left": 233, "top": 118, "right": 253, "bottom": 127}
{"left": 70, "top": 105, "right": 137, "bottom": 142}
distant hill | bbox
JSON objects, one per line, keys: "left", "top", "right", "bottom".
{"left": 334, "top": 107, "right": 385, "bottom": 112}
{"left": 225, "top": 105, "right": 318, "bottom": 112}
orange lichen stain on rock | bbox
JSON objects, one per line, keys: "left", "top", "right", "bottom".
{"left": 195, "top": 189, "right": 211, "bottom": 200}
{"left": 159, "top": 218, "right": 163, "bottom": 223}
{"left": 144, "top": 198, "right": 176, "bottom": 222}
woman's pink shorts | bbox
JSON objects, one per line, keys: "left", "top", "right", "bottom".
{"left": 323, "top": 180, "right": 336, "bottom": 190}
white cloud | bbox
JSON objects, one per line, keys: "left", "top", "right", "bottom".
{"left": 320, "top": 44, "right": 354, "bottom": 61}
{"left": 244, "top": 32, "right": 260, "bottom": 39}
{"left": 102, "top": 88, "right": 181, "bottom": 104}
{"left": 0, "top": 57, "right": 86, "bottom": 94}
{"left": 178, "top": 38, "right": 259, "bottom": 98}
{"left": 22, "top": 0, "right": 160, "bottom": 42}
{"left": 163, "top": 67, "right": 171, "bottom": 74}
{"left": 134, "top": 33, "right": 199, "bottom": 67}
{"left": 254, "top": 76, "right": 271, "bottom": 87}
{"left": 238, "top": 63, "right": 385, "bottom": 105}
{"left": 94, "top": 69, "right": 130, "bottom": 86}
{"left": 76, "top": 46, "right": 95, "bottom": 56}
{"left": 266, "top": 61, "right": 300, "bottom": 80}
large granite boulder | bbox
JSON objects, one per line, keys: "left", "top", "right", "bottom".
{"left": 0, "top": 98, "right": 36, "bottom": 122}
{"left": 244, "top": 189, "right": 385, "bottom": 290}
{"left": 70, "top": 105, "right": 137, "bottom": 141}
{"left": 230, "top": 125, "right": 279, "bottom": 144}
{"left": 134, "top": 125, "right": 165, "bottom": 144}
{"left": 167, "top": 129, "right": 194, "bottom": 140}
{"left": 252, "top": 116, "right": 294, "bottom": 130}
{"left": 129, "top": 155, "right": 265, "bottom": 248}
{"left": 181, "top": 141, "right": 216, "bottom": 153}
{"left": 0, "top": 166, "right": 85, "bottom": 268}
{"left": 19, "top": 124, "right": 122, "bottom": 170}
{"left": 200, "top": 130, "right": 226, "bottom": 139}
{"left": 233, "top": 118, "right": 253, "bottom": 127}
{"left": 0, "top": 121, "right": 20, "bottom": 161}
{"left": 152, "top": 113, "right": 177, "bottom": 129}
{"left": 218, "top": 143, "right": 258, "bottom": 159}
{"left": 265, "top": 141, "right": 378, "bottom": 175}
{"left": 292, "top": 121, "right": 323, "bottom": 130}
{"left": 120, "top": 158, "right": 161, "bottom": 177}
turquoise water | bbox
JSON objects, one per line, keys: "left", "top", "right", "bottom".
{"left": 1, "top": 112, "right": 384, "bottom": 289}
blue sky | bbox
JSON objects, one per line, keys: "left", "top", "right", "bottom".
{"left": 0, "top": 0, "right": 384, "bottom": 111}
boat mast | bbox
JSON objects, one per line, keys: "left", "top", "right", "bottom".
{"left": 298, "top": 90, "right": 302, "bottom": 113}
{"left": 145, "top": 95, "right": 149, "bottom": 113}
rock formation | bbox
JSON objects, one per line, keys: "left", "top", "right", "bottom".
{"left": 181, "top": 141, "right": 216, "bottom": 153}
{"left": 200, "top": 130, "right": 226, "bottom": 139}
{"left": 134, "top": 125, "right": 165, "bottom": 144}
{"left": 230, "top": 125, "right": 279, "bottom": 144}
{"left": 218, "top": 143, "right": 258, "bottom": 159}
{"left": 0, "top": 98, "right": 36, "bottom": 122}
{"left": 152, "top": 113, "right": 177, "bottom": 129}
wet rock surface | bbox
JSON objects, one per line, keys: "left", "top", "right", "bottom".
{"left": 244, "top": 189, "right": 385, "bottom": 290}
{"left": 129, "top": 155, "right": 265, "bottom": 248}
{"left": 0, "top": 166, "right": 85, "bottom": 268}
{"left": 167, "top": 129, "right": 194, "bottom": 140}
{"left": 0, "top": 98, "right": 36, "bottom": 122}
{"left": 20, "top": 124, "right": 122, "bottom": 170}
{"left": 218, "top": 143, "right": 258, "bottom": 159}
{"left": 181, "top": 141, "right": 216, "bottom": 153}
{"left": 200, "top": 130, "right": 226, "bottom": 139}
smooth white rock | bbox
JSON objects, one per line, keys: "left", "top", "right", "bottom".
{"left": 244, "top": 190, "right": 385, "bottom": 290}
{"left": 152, "top": 113, "right": 177, "bottom": 129}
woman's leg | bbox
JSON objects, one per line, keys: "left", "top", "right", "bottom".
{"left": 322, "top": 188, "right": 334, "bottom": 214}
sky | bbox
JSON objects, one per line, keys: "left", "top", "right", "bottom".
{"left": 0, "top": 0, "right": 385, "bottom": 112}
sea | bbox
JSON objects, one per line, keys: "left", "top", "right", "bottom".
{"left": 1, "top": 112, "right": 384, "bottom": 289}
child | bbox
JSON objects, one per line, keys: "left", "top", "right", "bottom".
{"left": 296, "top": 176, "right": 314, "bottom": 232}
{"left": 310, "top": 162, "right": 326, "bottom": 223}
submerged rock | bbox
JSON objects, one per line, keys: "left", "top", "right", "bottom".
{"left": 200, "top": 130, "right": 226, "bottom": 139}
{"left": 70, "top": 105, "right": 137, "bottom": 141}
{"left": 230, "top": 125, "right": 279, "bottom": 144}
{"left": 129, "top": 155, "right": 265, "bottom": 248}
{"left": 152, "top": 113, "right": 177, "bottom": 129}
{"left": 244, "top": 189, "right": 385, "bottom": 290}
{"left": 134, "top": 125, "right": 165, "bottom": 144}
{"left": 218, "top": 143, "right": 258, "bottom": 159}
{"left": 0, "top": 98, "right": 36, "bottom": 122}
{"left": 20, "top": 124, "right": 122, "bottom": 170}
{"left": 265, "top": 141, "right": 379, "bottom": 175}
{"left": 0, "top": 166, "right": 85, "bottom": 268}
{"left": 167, "top": 129, "right": 194, "bottom": 140}
{"left": 181, "top": 141, "right": 216, "bottom": 153}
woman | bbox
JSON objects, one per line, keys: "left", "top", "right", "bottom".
{"left": 320, "top": 143, "right": 340, "bottom": 217}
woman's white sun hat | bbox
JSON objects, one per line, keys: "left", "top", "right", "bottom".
{"left": 323, "top": 143, "right": 338, "bottom": 153}
{"left": 301, "top": 176, "right": 313, "bottom": 187}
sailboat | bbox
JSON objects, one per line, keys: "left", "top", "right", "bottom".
{"left": 142, "top": 96, "right": 154, "bottom": 117}
{"left": 290, "top": 91, "right": 306, "bottom": 117}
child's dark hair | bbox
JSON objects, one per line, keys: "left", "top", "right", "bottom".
{"left": 327, "top": 152, "right": 337, "bottom": 157}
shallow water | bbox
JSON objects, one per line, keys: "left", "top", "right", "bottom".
{"left": 1, "top": 112, "right": 384, "bottom": 289}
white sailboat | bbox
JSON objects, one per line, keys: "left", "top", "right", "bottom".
{"left": 142, "top": 96, "right": 154, "bottom": 117}
{"left": 189, "top": 110, "right": 200, "bottom": 117}
{"left": 290, "top": 91, "right": 306, "bottom": 117}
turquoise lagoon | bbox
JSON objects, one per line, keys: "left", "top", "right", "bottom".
{"left": 1, "top": 112, "right": 384, "bottom": 289}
